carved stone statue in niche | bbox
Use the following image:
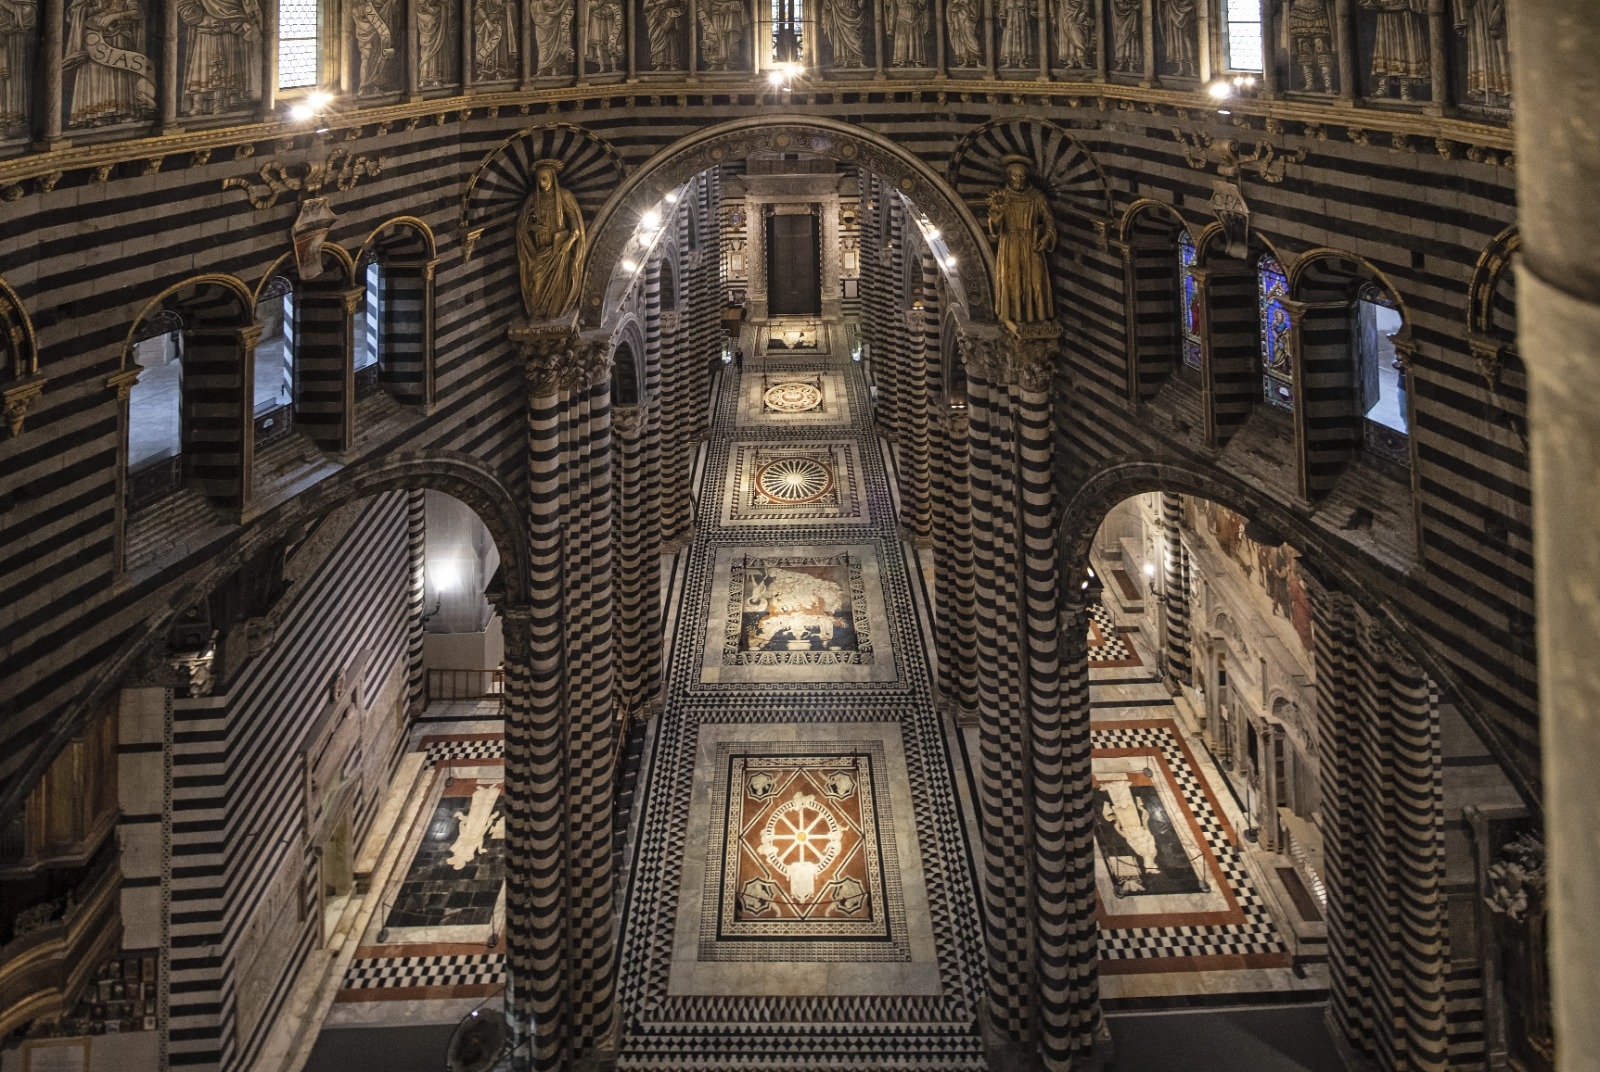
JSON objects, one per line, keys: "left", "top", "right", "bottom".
{"left": 1159, "top": 0, "right": 1196, "bottom": 76}
{"left": 1456, "top": 0, "right": 1509, "bottom": 107}
{"left": 987, "top": 156, "right": 1057, "bottom": 325}
{"left": 351, "top": 0, "right": 396, "bottom": 93}
{"left": 821, "top": 0, "right": 866, "bottom": 65}
{"left": 533, "top": 0, "right": 574, "bottom": 74}
{"left": 586, "top": 0, "right": 623, "bottom": 71}
{"left": 1287, "top": 0, "right": 1334, "bottom": 93}
{"left": 0, "top": 0, "right": 38, "bottom": 136}
{"left": 177, "top": 0, "right": 260, "bottom": 115}
{"left": 886, "top": 0, "right": 927, "bottom": 65}
{"left": 998, "top": 0, "right": 1031, "bottom": 67}
{"left": 1360, "top": 0, "right": 1429, "bottom": 100}
{"left": 1052, "top": 0, "right": 1093, "bottom": 67}
{"left": 644, "top": 0, "right": 685, "bottom": 68}
{"left": 946, "top": 0, "right": 981, "bottom": 66}
{"left": 64, "top": 0, "right": 155, "bottom": 126}
{"left": 474, "top": 0, "right": 518, "bottom": 80}
{"left": 697, "top": 0, "right": 745, "bottom": 69}
{"left": 1110, "top": 0, "right": 1141, "bottom": 73}
{"left": 517, "top": 160, "right": 586, "bottom": 321}
{"left": 417, "top": 0, "right": 451, "bottom": 86}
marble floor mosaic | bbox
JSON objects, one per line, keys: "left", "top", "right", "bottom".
{"left": 620, "top": 333, "right": 986, "bottom": 1067}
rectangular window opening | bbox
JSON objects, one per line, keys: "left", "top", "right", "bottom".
{"left": 279, "top": 0, "right": 320, "bottom": 90}
{"left": 1223, "top": 0, "right": 1263, "bottom": 72}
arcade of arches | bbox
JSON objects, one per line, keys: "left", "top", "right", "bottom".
{"left": 3, "top": 6, "right": 1600, "bottom": 1071}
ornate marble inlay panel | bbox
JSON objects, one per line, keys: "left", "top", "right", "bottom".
{"left": 700, "top": 746, "right": 909, "bottom": 961}
{"left": 737, "top": 370, "right": 852, "bottom": 427}
{"left": 721, "top": 441, "right": 872, "bottom": 526}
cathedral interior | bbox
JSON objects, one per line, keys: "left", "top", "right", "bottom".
{"left": 1, "top": 0, "right": 1596, "bottom": 1070}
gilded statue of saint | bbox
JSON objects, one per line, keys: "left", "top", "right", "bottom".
{"left": 986, "top": 156, "right": 1057, "bottom": 325}
{"left": 517, "top": 160, "right": 585, "bottom": 321}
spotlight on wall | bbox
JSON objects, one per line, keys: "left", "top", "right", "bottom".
{"left": 286, "top": 91, "right": 336, "bottom": 124}
{"left": 664, "top": 191, "right": 679, "bottom": 203}
{"left": 641, "top": 209, "right": 662, "bottom": 230}
{"left": 944, "top": 256, "right": 958, "bottom": 269}
{"left": 927, "top": 227, "right": 940, "bottom": 241}
{"left": 431, "top": 559, "right": 462, "bottom": 593}
{"left": 1207, "top": 80, "right": 1234, "bottom": 100}
{"left": 769, "top": 70, "right": 786, "bottom": 86}
{"left": 1144, "top": 562, "right": 1157, "bottom": 577}
{"left": 621, "top": 258, "right": 639, "bottom": 273}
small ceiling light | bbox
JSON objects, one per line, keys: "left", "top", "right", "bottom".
{"left": 1208, "top": 80, "right": 1234, "bottom": 99}
{"left": 1081, "top": 580, "right": 1090, "bottom": 590}
{"left": 769, "top": 70, "right": 785, "bottom": 86}
{"left": 641, "top": 209, "right": 661, "bottom": 229}
{"left": 621, "top": 258, "right": 638, "bottom": 273}
{"left": 927, "top": 227, "right": 940, "bottom": 240}
{"left": 944, "top": 256, "right": 958, "bottom": 269}
{"left": 1143, "top": 562, "right": 1156, "bottom": 577}
{"left": 664, "top": 192, "right": 678, "bottom": 203}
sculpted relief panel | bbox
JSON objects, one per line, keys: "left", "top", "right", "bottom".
{"left": 474, "top": 0, "right": 519, "bottom": 80}
{"left": 643, "top": 0, "right": 686, "bottom": 70}
{"left": 946, "top": 0, "right": 981, "bottom": 68}
{"left": 64, "top": 0, "right": 157, "bottom": 128}
{"left": 534, "top": 0, "right": 575, "bottom": 75}
{"left": 820, "top": 0, "right": 869, "bottom": 68}
{"left": 417, "top": 0, "right": 459, "bottom": 87}
{"left": 177, "top": 0, "right": 261, "bottom": 116}
{"left": 352, "top": 0, "right": 400, "bottom": 94}
{"left": 0, "top": 0, "right": 37, "bottom": 139}
{"left": 1051, "top": 0, "right": 1093, "bottom": 69}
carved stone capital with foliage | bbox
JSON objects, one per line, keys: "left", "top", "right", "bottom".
{"left": 513, "top": 325, "right": 613, "bottom": 395}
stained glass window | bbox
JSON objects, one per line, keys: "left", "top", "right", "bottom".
{"left": 1178, "top": 230, "right": 1201, "bottom": 370}
{"left": 1259, "top": 253, "right": 1293, "bottom": 410}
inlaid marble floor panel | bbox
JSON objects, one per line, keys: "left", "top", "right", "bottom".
{"left": 619, "top": 342, "right": 986, "bottom": 1068}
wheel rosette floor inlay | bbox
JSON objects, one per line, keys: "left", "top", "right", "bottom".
{"left": 763, "top": 380, "right": 825, "bottom": 413}
{"left": 754, "top": 456, "right": 835, "bottom": 503}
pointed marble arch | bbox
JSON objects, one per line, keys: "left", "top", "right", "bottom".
{"left": 579, "top": 116, "right": 994, "bottom": 327}
{"left": 1468, "top": 224, "right": 1520, "bottom": 340}
{"left": 949, "top": 117, "right": 1113, "bottom": 224}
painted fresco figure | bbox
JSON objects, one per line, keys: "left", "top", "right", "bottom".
{"left": 64, "top": 0, "right": 155, "bottom": 126}
{"left": 177, "top": 0, "right": 260, "bottom": 115}
{"left": 997, "top": 0, "right": 1030, "bottom": 67}
{"left": 1287, "top": 0, "right": 1334, "bottom": 92}
{"left": 987, "top": 156, "right": 1057, "bottom": 325}
{"left": 586, "top": 0, "right": 623, "bottom": 71}
{"left": 417, "top": 0, "right": 450, "bottom": 86}
{"left": 644, "top": 0, "right": 685, "bottom": 68}
{"left": 1110, "top": 0, "right": 1141, "bottom": 72}
{"left": 474, "top": 0, "right": 518, "bottom": 80}
{"left": 945, "top": 0, "right": 981, "bottom": 66}
{"left": 0, "top": 0, "right": 37, "bottom": 136}
{"left": 1052, "top": 0, "right": 1092, "bottom": 67}
{"left": 517, "top": 160, "right": 586, "bottom": 321}
{"left": 820, "top": 0, "right": 865, "bottom": 65}
{"left": 886, "top": 0, "right": 926, "bottom": 65}
{"left": 697, "top": 0, "right": 746, "bottom": 69}
{"left": 351, "top": 0, "right": 396, "bottom": 92}
{"left": 1159, "top": 0, "right": 1196, "bottom": 76}
{"left": 1456, "top": 0, "right": 1509, "bottom": 106}
{"left": 533, "top": 0, "right": 574, "bottom": 74}
{"left": 1360, "top": 0, "right": 1429, "bottom": 100}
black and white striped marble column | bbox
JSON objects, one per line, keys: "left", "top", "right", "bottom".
{"left": 405, "top": 488, "right": 426, "bottom": 714}
{"left": 1160, "top": 490, "right": 1192, "bottom": 687}
{"left": 963, "top": 324, "right": 1099, "bottom": 1066}
{"left": 931, "top": 405, "right": 978, "bottom": 723}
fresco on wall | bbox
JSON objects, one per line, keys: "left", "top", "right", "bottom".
{"left": 1196, "top": 498, "right": 1314, "bottom": 652}
{"left": 64, "top": 0, "right": 157, "bottom": 128}
{"left": 1356, "top": 0, "right": 1431, "bottom": 102}
{"left": 176, "top": 0, "right": 261, "bottom": 117}
{"left": 0, "top": 0, "right": 36, "bottom": 139}
{"left": 994, "top": 0, "right": 1032, "bottom": 69}
{"left": 1050, "top": 0, "right": 1093, "bottom": 69}
{"left": 818, "top": 0, "right": 871, "bottom": 68}
{"left": 351, "top": 0, "right": 401, "bottom": 93}
{"left": 475, "top": 0, "right": 519, "bottom": 80}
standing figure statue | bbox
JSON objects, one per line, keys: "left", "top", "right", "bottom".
{"left": 517, "top": 160, "right": 586, "bottom": 321}
{"left": 351, "top": 0, "right": 396, "bottom": 92}
{"left": 821, "top": 0, "right": 866, "bottom": 65}
{"left": 1110, "top": 0, "right": 1141, "bottom": 72}
{"left": 1052, "top": 0, "right": 1092, "bottom": 68}
{"left": 1159, "top": 0, "right": 1195, "bottom": 76}
{"left": 886, "top": 0, "right": 926, "bottom": 66}
{"left": 1360, "top": 0, "right": 1428, "bottom": 100}
{"left": 533, "top": 0, "right": 574, "bottom": 74}
{"left": 416, "top": 0, "right": 450, "bottom": 86}
{"left": 987, "top": 156, "right": 1057, "bottom": 325}
{"left": 644, "top": 0, "right": 685, "bottom": 68}
{"left": 0, "top": 0, "right": 34, "bottom": 137}
{"left": 945, "top": 0, "right": 981, "bottom": 66}
{"left": 698, "top": 0, "right": 746, "bottom": 69}
{"left": 177, "top": 0, "right": 260, "bottom": 115}
{"left": 64, "top": 0, "right": 155, "bottom": 126}
{"left": 1455, "top": 0, "right": 1508, "bottom": 107}
{"left": 586, "top": 0, "right": 623, "bottom": 71}
{"left": 1286, "top": 0, "right": 1334, "bottom": 92}
{"left": 474, "top": 0, "right": 518, "bottom": 80}
{"left": 997, "top": 0, "right": 1030, "bottom": 67}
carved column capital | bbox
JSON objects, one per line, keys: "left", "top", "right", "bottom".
{"left": 612, "top": 404, "right": 645, "bottom": 436}
{"left": 3, "top": 375, "right": 46, "bottom": 437}
{"left": 962, "top": 321, "right": 1062, "bottom": 392}
{"left": 512, "top": 326, "right": 613, "bottom": 395}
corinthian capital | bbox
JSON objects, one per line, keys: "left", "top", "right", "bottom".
{"left": 513, "top": 326, "right": 614, "bottom": 395}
